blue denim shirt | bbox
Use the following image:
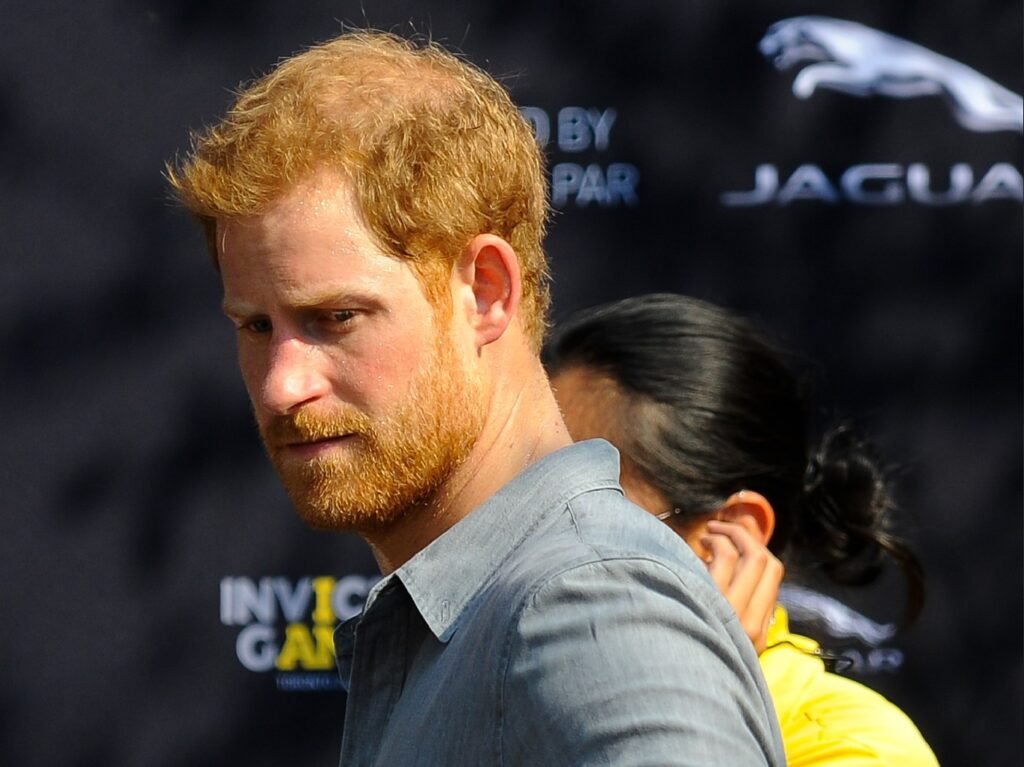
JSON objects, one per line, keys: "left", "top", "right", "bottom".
{"left": 335, "top": 440, "right": 784, "bottom": 766}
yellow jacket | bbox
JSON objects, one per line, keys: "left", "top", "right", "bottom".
{"left": 761, "top": 606, "right": 938, "bottom": 766}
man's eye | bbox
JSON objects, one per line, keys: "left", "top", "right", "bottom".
{"left": 325, "top": 310, "right": 356, "bottom": 326}
{"left": 242, "top": 318, "right": 272, "bottom": 334}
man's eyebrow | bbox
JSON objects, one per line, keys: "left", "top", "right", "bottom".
{"left": 222, "top": 290, "right": 383, "bottom": 317}
{"left": 221, "top": 298, "right": 255, "bottom": 318}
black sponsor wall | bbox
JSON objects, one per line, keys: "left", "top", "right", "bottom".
{"left": 2, "top": 1, "right": 1020, "bottom": 765}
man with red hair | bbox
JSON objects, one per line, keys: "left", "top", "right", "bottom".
{"left": 170, "top": 30, "right": 784, "bottom": 766}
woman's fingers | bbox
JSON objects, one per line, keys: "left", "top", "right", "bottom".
{"left": 703, "top": 520, "right": 784, "bottom": 653}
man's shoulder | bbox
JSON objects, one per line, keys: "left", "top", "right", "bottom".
{"left": 484, "top": 485, "right": 719, "bottom": 612}
{"left": 486, "top": 488, "right": 785, "bottom": 766}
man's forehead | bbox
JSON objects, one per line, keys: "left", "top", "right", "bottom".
{"left": 217, "top": 169, "right": 356, "bottom": 229}
{"left": 216, "top": 176, "right": 377, "bottom": 263}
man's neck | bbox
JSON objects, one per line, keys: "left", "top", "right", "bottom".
{"left": 362, "top": 363, "right": 572, "bottom": 574}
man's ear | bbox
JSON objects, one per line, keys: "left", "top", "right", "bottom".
{"left": 717, "top": 490, "right": 776, "bottom": 545}
{"left": 454, "top": 234, "right": 522, "bottom": 349}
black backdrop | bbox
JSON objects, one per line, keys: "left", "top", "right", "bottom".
{"left": 2, "top": 2, "right": 1020, "bottom": 765}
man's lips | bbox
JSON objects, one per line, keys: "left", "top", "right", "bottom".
{"left": 279, "top": 434, "right": 356, "bottom": 459}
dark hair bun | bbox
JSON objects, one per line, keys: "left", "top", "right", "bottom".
{"left": 796, "top": 425, "right": 924, "bottom": 623}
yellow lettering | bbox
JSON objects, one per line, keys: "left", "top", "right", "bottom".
{"left": 314, "top": 625, "right": 336, "bottom": 661}
{"left": 276, "top": 623, "right": 336, "bottom": 670}
{"left": 312, "top": 576, "right": 336, "bottom": 624}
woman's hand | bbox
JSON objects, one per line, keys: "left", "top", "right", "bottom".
{"left": 701, "top": 520, "right": 784, "bottom": 654}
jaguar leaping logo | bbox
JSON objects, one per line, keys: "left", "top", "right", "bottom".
{"left": 760, "top": 16, "right": 1023, "bottom": 133}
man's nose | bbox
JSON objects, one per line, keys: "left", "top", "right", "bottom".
{"left": 260, "top": 336, "right": 331, "bottom": 414}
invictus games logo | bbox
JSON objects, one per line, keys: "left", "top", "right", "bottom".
{"left": 520, "top": 106, "right": 640, "bottom": 208}
{"left": 722, "top": 16, "right": 1023, "bottom": 206}
{"left": 220, "top": 574, "right": 378, "bottom": 692}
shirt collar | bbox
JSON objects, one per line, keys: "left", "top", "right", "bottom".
{"left": 393, "top": 439, "right": 622, "bottom": 642}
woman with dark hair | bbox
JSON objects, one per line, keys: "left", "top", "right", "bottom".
{"left": 545, "top": 293, "right": 937, "bottom": 767}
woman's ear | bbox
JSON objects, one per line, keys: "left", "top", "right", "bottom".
{"left": 453, "top": 233, "right": 522, "bottom": 350}
{"left": 717, "top": 490, "right": 776, "bottom": 545}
